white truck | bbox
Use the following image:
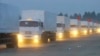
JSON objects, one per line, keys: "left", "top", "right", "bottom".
{"left": 56, "top": 14, "right": 65, "bottom": 40}
{"left": 56, "top": 14, "right": 70, "bottom": 40}
{"left": 96, "top": 23, "right": 100, "bottom": 33}
{"left": 69, "top": 19, "right": 80, "bottom": 38}
{"left": 18, "top": 10, "right": 56, "bottom": 47}
{"left": 94, "top": 22, "right": 100, "bottom": 33}
{"left": 80, "top": 21, "right": 89, "bottom": 35}
{"left": 88, "top": 21, "right": 94, "bottom": 34}
{"left": 0, "top": 3, "right": 20, "bottom": 48}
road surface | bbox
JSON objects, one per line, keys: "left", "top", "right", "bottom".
{"left": 0, "top": 35, "right": 100, "bottom": 56}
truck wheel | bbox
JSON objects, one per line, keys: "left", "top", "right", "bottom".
{"left": 41, "top": 31, "right": 56, "bottom": 43}
{"left": 41, "top": 38, "right": 48, "bottom": 43}
{"left": 6, "top": 44, "right": 14, "bottom": 48}
{"left": 6, "top": 34, "right": 17, "bottom": 48}
{"left": 50, "top": 38, "right": 55, "bottom": 42}
{"left": 47, "top": 32, "right": 56, "bottom": 42}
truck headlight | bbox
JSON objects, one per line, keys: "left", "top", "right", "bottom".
{"left": 70, "top": 30, "right": 79, "bottom": 38}
{"left": 89, "top": 29, "right": 92, "bottom": 33}
{"left": 96, "top": 28, "right": 100, "bottom": 33}
{"left": 83, "top": 30, "right": 87, "bottom": 35}
{"left": 17, "top": 34, "right": 24, "bottom": 43}
{"left": 56, "top": 32, "right": 63, "bottom": 40}
{"left": 33, "top": 35, "right": 40, "bottom": 44}
{"left": 58, "top": 32, "right": 63, "bottom": 39}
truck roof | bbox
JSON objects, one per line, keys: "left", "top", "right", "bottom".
{"left": 80, "top": 21, "right": 88, "bottom": 26}
{"left": 70, "top": 19, "right": 78, "bottom": 25}
{"left": 56, "top": 16, "right": 65, "bottom": 24}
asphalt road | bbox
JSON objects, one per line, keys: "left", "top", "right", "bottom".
{"left": 0, "top": 35, "right": 100, "bottom": 56}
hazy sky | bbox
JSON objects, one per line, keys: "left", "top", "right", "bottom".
{"left": 1, "top": 0, "right": 100, "bottom": 15}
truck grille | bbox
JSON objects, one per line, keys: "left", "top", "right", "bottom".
{"left": 25, "top": 31, "right": 32, "bottom": 34}
{"left": 24, "top": 39, "right": 33, "bottom": 44}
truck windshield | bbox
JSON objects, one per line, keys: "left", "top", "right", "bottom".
{"left": 70, "top": 25, "right": 77, "bottom": 27}
{"left": 81, "top": 25, "right": 87, "bottom": 28}
{"left": 57, "top": 23, "right": 65, "bottom": 27}
{"left": 20, "top": 21, "right": 43, "bottom": 27}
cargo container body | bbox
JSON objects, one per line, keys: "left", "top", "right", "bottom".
{"left": 0, "top": 3, "right": 20, "bottom": 48}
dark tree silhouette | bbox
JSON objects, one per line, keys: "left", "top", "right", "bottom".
{"left": 64, "top": 13, "right": 68, "bottom": 17}
{"left": 58, "top": 12, "right": 63, "bottom": 16}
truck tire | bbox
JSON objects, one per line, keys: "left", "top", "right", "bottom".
{"left": 0, "top": 33, "right": 17, "bottom": 48}
{"left": 41, "top": 38, "right": 48, "bottom": 43}
{"left": 6, "top": 44, "right": 14, "bottom": 48}
{"left": 41, "top": 31, "right": 56, "bottom": 43}
{"left": 6, "top": 34, "right": 17, "bottom": 48}
{"left": 49, "top": 32, "right": 56, "bottom": 42}
{"left": 41, "top": 32, "right": 48, "bottom": 43}
{"left": 50, "top": 37, "right": 55, "bottom": 42}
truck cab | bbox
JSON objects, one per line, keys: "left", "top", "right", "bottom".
{"left": 94, "top": 23, "right": 100, "bottom": 33}
{"left": 80, "top": 21, "right": 88, "bottom": 36}
{"left": 88, "top": 22, "right": 94, "bottom": 34}
{"left": 18, "top": 10, "right": 56, "bottom": 47}
{"left": 56, "top": 15, "right": 65, "bottom": 40}
{"left": 69, "top": 19, "right": 80, "bottom": 38}
{"left": 18, "top": 19, "right": 43, "bottom": 47}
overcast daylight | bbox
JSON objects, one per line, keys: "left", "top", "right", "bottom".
{"left": 0, "top": 0, "right": 100, "bottom": 56}
{"left": 1, "top": 0, "right": 100, "bottom": 14}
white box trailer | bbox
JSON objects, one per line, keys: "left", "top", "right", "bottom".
{"left": 0, "top": 3, "right": 20, "bottom": 48}
{"left": 18, "top": 10, "right": 56, "bottom": 46}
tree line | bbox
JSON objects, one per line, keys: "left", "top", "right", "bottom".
{"left": 58, "top": 11, "right": 100, "bottom": 22}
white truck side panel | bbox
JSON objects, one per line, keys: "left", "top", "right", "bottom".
{"left": 0, "top": 3, "right": 20, "bottom": 33}
{"left": 44, "top": 11, "right": 56, "bottom": 32}
{"left": 65, "top": 17, "right": 70, "bottom": 30}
